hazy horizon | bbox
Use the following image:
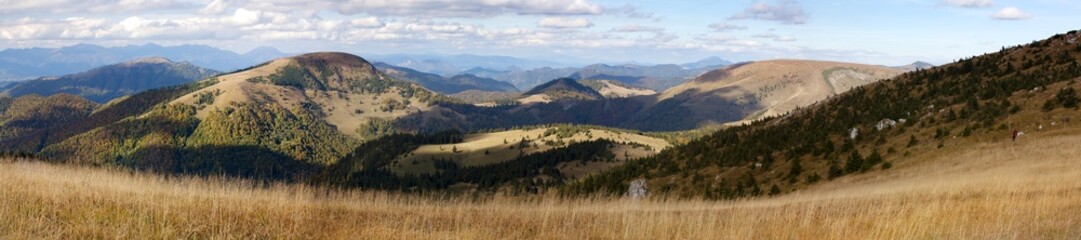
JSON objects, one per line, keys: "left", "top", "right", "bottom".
{"left": 2, "top": 0, "right": 1079, "bottom": 66}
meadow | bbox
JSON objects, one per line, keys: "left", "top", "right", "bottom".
{"left": 2, "top": 130, "right": 1079, "bottom": 239}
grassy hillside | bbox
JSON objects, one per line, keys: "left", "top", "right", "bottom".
{"left": 578, "top": 79, "right": 657, "bottom": 98}
{"left": 5, "top": 52, "right": 455, "bottom": 177}
{"left": 2, "top": 129, "right": 1078, "bottom": 238}
{"left": 315, "top": 125, "right": 671, "bottom": 193}
{"left": 389, "top": 126, "right": 669, "bottom": 175}
{"left": 566, "top": 30, "right": 1081, "bottom": 198}
{"left": 629, "top": 60, "right": 903, "bottom": 130}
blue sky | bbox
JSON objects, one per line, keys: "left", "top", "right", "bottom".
{"left": 0, "top": 0, "right": 1078, "bottom": 66}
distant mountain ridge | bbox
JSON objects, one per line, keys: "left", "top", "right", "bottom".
{"left": 374, "top": 62, "right": 518, "bottom": 94}
{"left": 0, "top": 57, "right": 220, "bottom": 103}
{"left": 0, "top": 43, "right": 286, "bottom": 81}
{"left": 892, "top": 61, "right": 936, "bottom": 71}
{"left": 369, "top": 54, "right": 573, "bottom": 76}
{"left": 519, "top": 78, "right": 604, "bottom": 103}
{"left": 468, "top": 57, "right": 731, "bottom": 91}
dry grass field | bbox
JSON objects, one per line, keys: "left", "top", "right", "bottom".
{"left": 2, "top": 129, "right": 1080, "bottom": 239}
{"left": 391, "top": 127, "right": 670, "bottom": 174}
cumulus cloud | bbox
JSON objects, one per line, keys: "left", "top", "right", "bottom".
{"left": 537, "top": 17, "right": 594, "bottom": 29}
{"left": 0, "top": 0, "right": 194, "bottom": 15}
{"left": 337, "top": 0, "right": 603, "bottom": 18}
{"left": 350, "top": 17, "right": 386, "bottom": 28}
{"left": 708, "top": 22, "right": 748, "bottom": 32}
{"left": 199, "top": 0, "right": 231, "bottom": 15}
{"left": 695, "top": 35, "right": 766, "bottom": 48}
{"left": 729, "top": 0, "right": 808, "bottom": 25}
{"left": 991, "top": 7, "right": 1031, "bottom": 20}
{"left": 942, "top": 0, "right": 993, "bottom": 8}
{"left": 610, "top": 25, "right": 664, "bottom": 33}
{"left": 1, "top": 0, "right": 607, "bottom": 19}
{"left": 605, "top": 5, "right": 656, "bottom": 19}
{"left": 752, "top": 33, "right": 796, "bottom": 42}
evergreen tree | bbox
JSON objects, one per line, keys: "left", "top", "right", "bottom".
{"left": 845, "top": 151, "right": 864, "bottom": 174}
{"left": 864, "top": 149, "right": 883, "bottom": 171}
{"left": 828, "top": 159, "right": 844, "bottom": 180}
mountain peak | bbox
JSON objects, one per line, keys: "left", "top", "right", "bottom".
{"left": 289, "top": 52, "right": 373, "bottom": 69}
{"left": 893, "top": 61, "right": 936, "bottom": 71}
{"left": 682, "top": 56, "right": 732, "bottom": 69}
{"left": 521, "top": 78, "right": 604, "bottom": 102}
{"left": 124, "top": 56, "right": 173, "bottom": 65}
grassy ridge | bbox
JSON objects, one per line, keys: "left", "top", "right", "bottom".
{"left": 3, "top": 128, "right": 1080, "bottom": 239}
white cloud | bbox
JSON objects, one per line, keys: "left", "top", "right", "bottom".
{"left": 729, "top": 0, "right": 808, "bottom": 25}
{"left": 199, "top": 0, "right": 231, "bottom": 15}
{"left": 230, "top": 8, "right": 266, "bottom": 26}
{"left": 606, "top": 5, "right": 656, "bottom": 19}
{"left": 350, "top": 17, "right": 386, "bottom": 28}
{"left": 991, "top": 7, "right": 1031, "bottom": 20}
{"left": 537, "top": 17, "right": 593, "bottom": 29}
{"left": 708, "top": 22, "right": 748, "bottom": 32}
{"left": 774, "top": 36, "right": 796, "bottom": 42}
{"left": 942, "top": 0, "right": 993, "bottom": 8}
{"left": 0, "top": 0, "right": 193, "bottom": 15}
{"left": 337, "top": 0, "right": 603, "bottom": 18}
{"left": 610, "top": 25, "right": 664, "bottom": 33}
{"left": 752, "top": 33, "right": 796, "bottom": 42}
{"left": 0, "top": 0, "right": 607, "bottom": 18}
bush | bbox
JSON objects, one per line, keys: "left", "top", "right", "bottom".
{"left": 1057, "top": 87, "right": 1079, "bottom": 109}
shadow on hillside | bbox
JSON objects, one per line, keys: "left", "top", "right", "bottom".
{"left": 129, "top": 145, "right": 320, "bottom": 181}
{"left": 1, "top": 85, "right": 196, "bottom": 152}
{"left": 387, "top": 84, "right": 764, "bottom": 133}
{"left": 623, "top": 85, "right": 765, "bottom": 131}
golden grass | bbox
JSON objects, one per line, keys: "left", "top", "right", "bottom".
{"left": 392, "top": 128, "right": 669, "bottom": 174}
{"left": 3, "top": 131, "right": 1080, "bottom": 239}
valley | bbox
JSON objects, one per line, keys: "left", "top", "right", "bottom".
{"left": 1, "top": 1, "right": 1079, "bottom": 237}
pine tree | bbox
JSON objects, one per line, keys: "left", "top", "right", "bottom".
{"left": 786, "top": 158, "right": 804, "bottom": 181}
{"left": 845, "top": 150, "right": 864, "bottom": 174}
{"left": 863, "top": 149, "right": 883, "bottom": 171}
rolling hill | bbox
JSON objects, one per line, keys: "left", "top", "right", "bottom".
{"left": 633, "top": 60, "right": 903, "bottom": 129}
{"left": 0, "top": 57, "right": 220, "bottom": 103}
{"left": 518, "top": 78, "right": 605, "bottom": 103}
{"left": 4, "top": 52, "right": 458, "bottom": 177}
{"left": 578, "top": 79, "right": 657, "bottom": 98}
{"left": 566, "top": 30, "right": 1081, "bottom": 199}
{"left": 0, "top": 52, "right": 675, "bottom": 189}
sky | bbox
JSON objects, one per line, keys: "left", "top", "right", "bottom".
{"left": 0, "top": 0, "right": 1078, "bottom": 66}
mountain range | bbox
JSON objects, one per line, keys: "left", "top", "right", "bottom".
{"left": 374, "top": 62, "right": 518, "bottom": 94}
{"left": 1, "top": 29, "right": 1073, "bottom": 195}
{"left": 368, "top": 54, "right": 575, "bottom": 76}
{"left": 464, "top": 58, "right": 731, "bottom": 91}
{"left": 0, "top": 57, "right": 220, "bottom": 103}
{"left": 0, "top": 43, "right": 287, "bottom": 81}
